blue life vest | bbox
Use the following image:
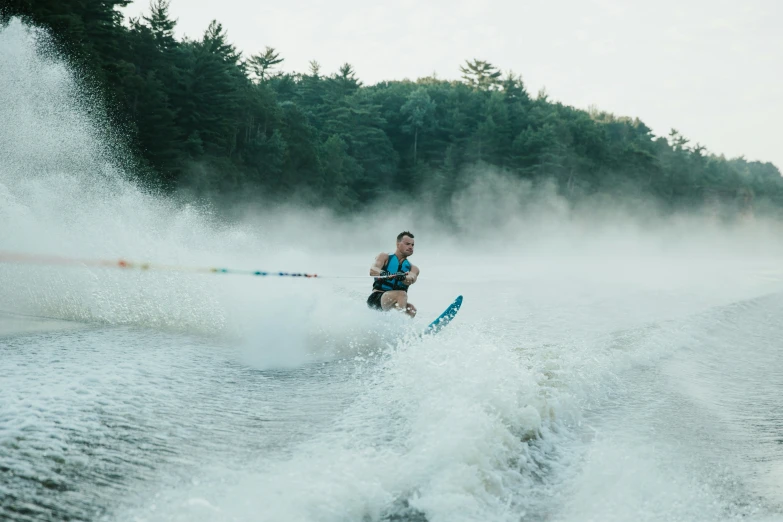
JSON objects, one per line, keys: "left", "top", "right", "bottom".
{"left": 373, "top": 254, "right": 412, "bottom": 292}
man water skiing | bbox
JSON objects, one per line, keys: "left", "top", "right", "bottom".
{"left": 367, "top": 231, "right": 420, "bottom": 317}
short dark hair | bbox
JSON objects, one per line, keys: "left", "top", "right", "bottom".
{"left": 397, "top": 231, "right": 414, "bottom": 242}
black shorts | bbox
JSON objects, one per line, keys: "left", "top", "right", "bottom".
{"left": 366, "top": 291, "right": 385, "bottom": 310}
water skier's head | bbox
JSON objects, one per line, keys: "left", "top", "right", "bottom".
{"left": 397, "top": 231, "right": 414, "bottom": 257}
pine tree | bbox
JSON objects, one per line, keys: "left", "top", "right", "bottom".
{"left": 143, "top": 0, "right": 176, "bottom": 50}
{"left": 247, "top": 46, "right": 283, "bottom": 82}
{"left": 459, "top": 59, "right": 502, "bottom": 91}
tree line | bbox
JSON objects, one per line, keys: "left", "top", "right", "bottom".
{"left": 4, "top": 0, "right": 782, "bottom": 217}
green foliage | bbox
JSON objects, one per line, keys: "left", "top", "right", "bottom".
{"left": 4, "top": 2, "right": 782, "bottom": 217}
{"left": 143, "top": 0, "right": 176, "bottom": 49}
{"left": 460, "top": 59, "right": 502, "bottom": 91}
{"left": 400, "top": 88, "right": 436, "bottom": 166}
{"left": 247, "top": 46, "right": 283, "bottom": 82}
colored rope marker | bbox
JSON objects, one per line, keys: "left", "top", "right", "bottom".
{"left": 0, "top": 251, "right": 400, "bottom": 280}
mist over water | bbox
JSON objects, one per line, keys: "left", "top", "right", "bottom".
{"left": 3, "top": 18, "right": 783, "bottom": 522}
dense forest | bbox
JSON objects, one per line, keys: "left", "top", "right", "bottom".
{"left": 3, "top": 0, "right": 782, "bottom": 216}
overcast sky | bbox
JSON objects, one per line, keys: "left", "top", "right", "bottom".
{"left": 122, "top": 0, "right": 782, "bottom": 170}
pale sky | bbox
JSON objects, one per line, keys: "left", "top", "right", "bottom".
{"left": 122, "top": 0, "right": 783, "bottom": 171}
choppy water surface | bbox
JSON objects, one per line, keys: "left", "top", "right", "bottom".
{"left": 4, "top": 280, "right": 783, "bottom": 522}
{"left": 2, "top": 323, "right": 357, "bottom": 520}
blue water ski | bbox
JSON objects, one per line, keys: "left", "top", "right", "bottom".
{"left": 424, "top": 295, "right": 463, "bottom": 335}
